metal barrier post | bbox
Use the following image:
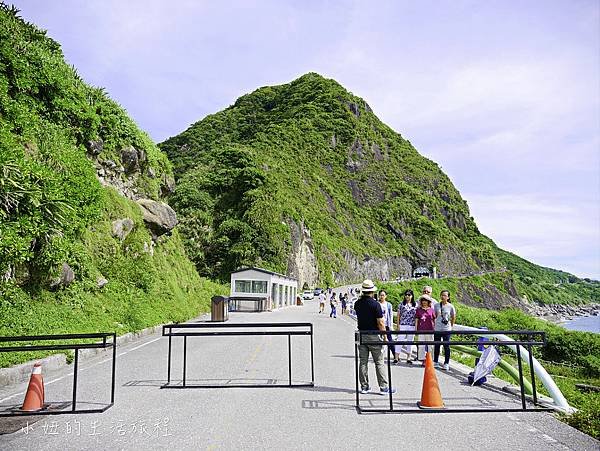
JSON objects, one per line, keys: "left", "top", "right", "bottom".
{"left": 386, "top": 344, "right": 393, "bottom": 411}
{"left": 183, "top": 335, "right": 187, "bottom": 387}
{"left": 288, "top": 334, "right": 292, "bottom": 386}
{"left": 516, "top": 344, "right": 527, "bottom": 410}
{"left": 310, "top": 324, "right": 315, "bottom": 385}
{"left": 111, "top": 333, "right": 117, "bottom": 404}
{"left": 72, "top": 348, "right": 79, "bottom": 411}
{"left": 527, "top": 344, "right": 538, "bottom": 405}
{"left": 354, "top": 332, "right": 360, "bottom": 409}
{"left": 167, "top": 332, "right": 172, "bottom": 386}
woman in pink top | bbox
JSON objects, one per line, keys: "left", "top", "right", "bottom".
{"left": 415, "top": 294, "right": 435, "bottom": 366}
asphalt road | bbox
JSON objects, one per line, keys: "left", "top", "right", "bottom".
{"left": 1, "top": 301, "right": 598, "bottom": 450}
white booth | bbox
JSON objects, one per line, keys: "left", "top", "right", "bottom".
{"left": 230, "top": 267, "right": 298, "bottom": 311}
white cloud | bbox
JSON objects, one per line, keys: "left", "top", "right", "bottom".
{"left": 465, "top": 193, "right": 600, "bottom": 278}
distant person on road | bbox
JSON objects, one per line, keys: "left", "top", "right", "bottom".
{"left": 330, "top": 293, "right": 337, "bottom": 318}
{"left": 377, "top": 290, "right": 395, "bottom": 361}
{"left": 395, "top": 289, "right": 417, "bottom": 364}
{"left": 433, "top": 290, "right": 456, "bottom": 371}
{"left": 341, "top": 293, "right": 348, "bottom": 315}
{"left": 354, "top": 279, "right": 395, "bottom": 395}
{"left": 415, "top": 294, "right": 436, "bottom": 366}
{"left": 318, "top": 291, "right": 326, "bottom": 313}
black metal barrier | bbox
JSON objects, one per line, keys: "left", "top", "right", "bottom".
{"left": 0, "top": 333, "right": 116, "bottom": 417}
{"left": 161, "top": 322, "right": 314, "bottom": 388}
{"left": 355, "top": 330, "right": 553, "bottom": 414}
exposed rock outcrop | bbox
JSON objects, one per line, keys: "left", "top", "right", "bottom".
{"left": 112, "top": 218, "right": 134, "bottom": 241}
{"left": 286, "top": 219, "right": 319, "bottom": 289}
{"left": 137, "top": 199, "right": 178, "bottom": 239}
{"left": 86, "top": 138, "right": 103, "bottom": 156}
{"left": 50, "top": 263, "right": 75, "bottom": 290}
{"left": 333, "top": 250, "right": 412, "bottom": 283}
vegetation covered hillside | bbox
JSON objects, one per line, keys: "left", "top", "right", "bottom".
{"left": 160, "top": 73, "right": 598, "bottom": 304}
{"left": 161, "top": 73, "right": 498, "bottom": 283}
{"left": 0, "top": 4, "right": 224, "bottom": 365}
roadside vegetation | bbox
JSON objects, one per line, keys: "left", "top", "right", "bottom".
{"left": 0, "top": 4, "right": 227, "bottom": 368}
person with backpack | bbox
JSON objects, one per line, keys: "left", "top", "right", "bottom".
{"left": 377, "top": 290, "right": 395, "bottom": 361}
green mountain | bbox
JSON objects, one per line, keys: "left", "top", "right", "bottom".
{"left": 160, "top": 73, "right": 598, "bottom": 305}
{"left": 0, "top": 4, "right": 223, "bottom": 360}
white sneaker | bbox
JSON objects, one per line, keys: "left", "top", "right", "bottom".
{"left": 433, "top": 362, "right": 441, "bottom": 368}
{"left": 443, "top": 363, "right": 450, "bottom": 371}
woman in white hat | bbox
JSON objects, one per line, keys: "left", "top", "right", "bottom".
{"left": 415, "top": 294, "right": 435, "bottom": 365}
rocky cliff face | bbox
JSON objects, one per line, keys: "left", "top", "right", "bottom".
{"left": 87, "top": 139, "right": 175, "bottom": 202}
{"left": 286, "top": 219, "right": 319, "bottom": 289}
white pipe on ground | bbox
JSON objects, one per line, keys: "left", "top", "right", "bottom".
{"left": 454, "top": 324, "right": 574, "bottom": 413}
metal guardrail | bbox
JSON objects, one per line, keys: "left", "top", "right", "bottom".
{"left": 161, "top": 323, "right": 314, "bottom": 388}
{"left": 354, "top": 330, "right": 553, "bottom": 414}
{"left": 0, "top": 333, "right": 117, "bottom": 417}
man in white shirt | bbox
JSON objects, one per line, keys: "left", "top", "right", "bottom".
{"left": 318, "top": 292, "right": 326, "bottom": 313}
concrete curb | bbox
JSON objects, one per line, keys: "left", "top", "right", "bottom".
{"left": 0, "top": 313, "right": 211, "bottom": 387}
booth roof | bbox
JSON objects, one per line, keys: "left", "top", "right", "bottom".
{"left": 230, "top": 266, "right": 298, "bottom": 282}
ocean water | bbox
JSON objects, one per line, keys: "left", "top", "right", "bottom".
{"left": 560, "top": 315, "right": 600, "bottom": 334}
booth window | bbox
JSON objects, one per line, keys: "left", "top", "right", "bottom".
{"left": 235, "top": 280, "right": 267, "bottom": 293}
{"left": 252, "top": 280, "right": 267, "bottom": 293}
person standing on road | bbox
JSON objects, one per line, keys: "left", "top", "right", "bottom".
{"left": 354, "top": 279, "right": 395, "bottom": 395}
{"left": 377, "top": 290, "right": 395, "bottom": 361}
{"left": 341, "top": 293, "right": 348, "bottom": 315}
{"left": 394, "top": 289, "right": 417, "bottom": 364}
{"left": 318, "top": 291, "right": 326, "bottom": 313}
{"left": 415, "top": 294, "right": 436, "bottom": 366}
{"left": 330, "top": 293, "right": 338, "bottom": 318}
{"left": 433, "top": 290, "right": 456, "bottom": 371}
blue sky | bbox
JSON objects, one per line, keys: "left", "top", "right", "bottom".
{"left": 12, "top": 0, "right": 600, "bottom": 278}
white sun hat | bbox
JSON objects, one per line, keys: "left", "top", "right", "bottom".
{"left": 361, "top": 279, "right": 377, "bottom": 293}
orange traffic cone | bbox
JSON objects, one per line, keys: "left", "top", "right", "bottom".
{"left": 21, "top": 363, "right": 45, "bottom": 412}
{"left": 417, "top": 352, "right": 445, "bottom": 409}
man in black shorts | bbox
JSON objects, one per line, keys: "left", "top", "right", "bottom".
{"left": 354, "top": 279, "right": 395, "bottom": 395}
